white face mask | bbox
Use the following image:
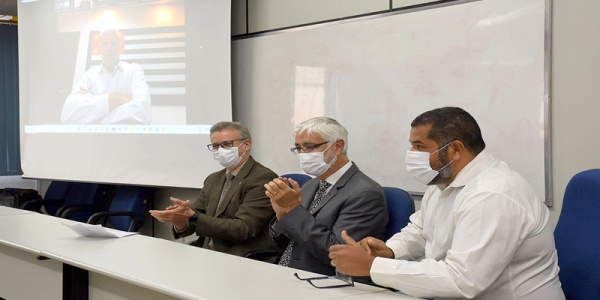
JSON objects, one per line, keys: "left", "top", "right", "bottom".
{"left": 405, "top": 143, "right": 452, "bottom": 185}
{"left": 213, "top": 144, "right": 246, "bottom": 169}
{"left": 297, "top": 143, "right": 337, "bottom": 177}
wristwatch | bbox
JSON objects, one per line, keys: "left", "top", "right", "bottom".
{"left": 188, "top": 211, "right": 200, "bottom": 223}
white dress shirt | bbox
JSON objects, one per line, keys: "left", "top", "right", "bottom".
{"left": 371, "top": 150, "right": 565, "bottom": 300}
{"left": 322, "top": 160, "right": 352, "bottom": 192}
{"left": 61, "top": 61, "right": 151, "bottom": 124}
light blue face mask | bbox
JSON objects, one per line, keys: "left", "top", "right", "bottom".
{"left": 405, "top": 142, "right": 453, "bottom": 185}
{"left": 297, "top": 142, "right": 337, "bottom": 177}
{"left": 213, "top": 143, "right": 246, "bottom": 169}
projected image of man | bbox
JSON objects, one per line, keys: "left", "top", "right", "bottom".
{"left": 60, "top": 29, "right": 151, "bottom": 124}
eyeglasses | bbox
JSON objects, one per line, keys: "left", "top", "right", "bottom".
{"left": 294, "top": 272, "right": 354, "bottom": 289}
{"left": 290, "top": 141, "right": 330, "bottom": 155}
{"left": 207, "top": 139, "right": 246, "bottom": 152}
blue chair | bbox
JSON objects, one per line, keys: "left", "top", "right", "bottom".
{"left": 383, "top": 187, "right": 415, "bottom": 240}
{"left": 87, "top": 185, "right": 152, "bottom": 232}
{"left": 20, "top": 181, "right": 73, "bottom": 214}
{"left": 281, "top": 173, "right": 312, "bottom": 187}
{"left": 56, "top": 183, "right": 109, "bottom": 222}
{"left": 554, "top": 169, "right": 600, "bottom": 299}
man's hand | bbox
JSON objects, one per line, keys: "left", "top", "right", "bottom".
{"left": 77, "top": 87, "right": 90, "bottom": 94}
{"left": 358, "top": 236, "right": 395, "bottom": 258}
{"left": 149, "top": 197, "right": 195, "bottom": 230}
{"left": 108, "top": 92, "right": 133, "bottom": 110}
{"left": 329, "top": 230, "right": 377, "bottom": 277}
{"left": 264, "top": 177, "right": 303, "bottom": 219}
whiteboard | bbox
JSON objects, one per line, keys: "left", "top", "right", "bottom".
{"left": 232, "top": 0, "right": 550, "bottom": 203}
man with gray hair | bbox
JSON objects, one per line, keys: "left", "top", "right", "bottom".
{"left": 150, "top": 121, "right": 278, "bottom": 256}
{"left": 264, "top": 116, "right": 387, "bottom": 279}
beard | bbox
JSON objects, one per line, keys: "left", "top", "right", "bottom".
{"left": 427, "top": 148, "right": 453, "bottom": 185}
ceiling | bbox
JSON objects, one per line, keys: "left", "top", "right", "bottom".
{"left": 0, "top": 0, "right": 17, "bottom": 16}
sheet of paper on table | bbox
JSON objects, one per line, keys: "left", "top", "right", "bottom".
{"left": 61, "top": 222, "right": 137, "bottom": 238}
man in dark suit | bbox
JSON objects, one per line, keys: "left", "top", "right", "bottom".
{"left": 264, "top": 117, "right": 388, "bottom": 277}
{"left": 150, "top": 121, "right": 278, "bottom": 256}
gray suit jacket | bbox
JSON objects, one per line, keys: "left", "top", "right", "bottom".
{"left": 175, "top": 156, "right": 278, "bottom": 256}
{"left": 271, "top": 162, "right": 388, "bottom": 276}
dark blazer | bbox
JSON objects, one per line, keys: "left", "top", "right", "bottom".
{"left": 271, "top": 162, "right": 388, "bottom": 276}
{"left": 176, "top": 156, "right": 278, "bottom": 256}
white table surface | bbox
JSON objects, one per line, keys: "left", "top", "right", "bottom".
{"left": 0, "top": 205, "right": 37, "bottom": 216}
{"left": 0, "top": 211, "right": 61, "bottom": 255}
{"left": 0, "top": 213, "right": 421, "bottom": 300}
{"left": 341, "top": 290, "right": 425, "bottom": 300}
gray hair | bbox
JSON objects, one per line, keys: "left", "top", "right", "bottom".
{"left": 294, "top": 117, "right": 348, "bottom": 154}
{"left": 210, "top": 121, "right": 251, "bottom": 140}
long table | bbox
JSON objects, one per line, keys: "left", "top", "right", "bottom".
{"left": 0, "top": 207, "right": 420, "bottom": 299}
{"left": 0, "top": 205, "right": 36, "bottom": 216}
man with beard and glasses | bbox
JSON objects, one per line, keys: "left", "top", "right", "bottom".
{"left": 329, "top": 107, "right": 565, "bottom": 300}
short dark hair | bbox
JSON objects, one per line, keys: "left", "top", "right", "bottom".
{"left": 411, "top": 107, "right": 485, "bottom": 155}
{"left": 210, "top": 121, "right": 251, "bottom": 140}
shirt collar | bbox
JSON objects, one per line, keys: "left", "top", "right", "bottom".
{"left": 227, "top": 159, "right": 248, "bottom": 177}
{"left": 98, "top": 61, "right": 123, "bottom": 75}
{"left": 446, "top": 149, "right": 493, "bottom": 189}
{"left": 322, "top": 160, "right": 352, "bottom": 187}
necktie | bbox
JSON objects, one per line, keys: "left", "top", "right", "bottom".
{"left": 217, "top": 173, "right": 235, "bottom": 210}
{"left": 205, "top": 173, "right": 235, "bottom": 249}
{"left": 279, "top": 180, "right": 331, "bottom": 266}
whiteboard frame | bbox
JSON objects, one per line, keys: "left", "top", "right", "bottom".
{"left": 543, "top": 0, "right": 553, "bottom": 206}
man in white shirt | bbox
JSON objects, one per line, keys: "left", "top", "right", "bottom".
{"left": 61, "top": 28, "right": 151, "bottom": 124}
{"left": 329, "top": 107, "right": 565, "bottom": 299}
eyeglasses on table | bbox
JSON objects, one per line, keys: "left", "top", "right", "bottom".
{"left": 294, "top": 271, "right": 354, "bottom": 289}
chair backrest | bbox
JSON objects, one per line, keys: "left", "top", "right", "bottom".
{"left": 383, "top": 187, "right": 415, "bottom": 241}
{"left": 59, "top": 183, "right": 108, "bottom": 222}
{"left": 554, "top": 169, "right": 600, "bottom": 299}
{"left": 42, "top": 181, "right": 74, "bottom": 215}
{"left": 108, "top": 185, "right": 152, "bottom": 232}
{"left": 281, "top": 173, "right": 312, "bottom": 187}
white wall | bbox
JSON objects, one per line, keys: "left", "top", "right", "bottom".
{"left": 0, "top": 176, "right": 37, "bottom": 189}
{"left": 548, "top": 0, "right": 600, "bottom": 226}
{"left": 232, "top": 0, "right": 443, "bottom": 35}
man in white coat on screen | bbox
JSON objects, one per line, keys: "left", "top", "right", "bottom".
{"left": 61, "top": 28, "right": 151, "bottom": 125}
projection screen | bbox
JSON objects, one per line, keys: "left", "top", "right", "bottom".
{"left": 18, "top": 0, "right": 231, "bottom": 188}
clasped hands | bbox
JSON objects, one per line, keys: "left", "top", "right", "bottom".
{"left": 264, "top": 177, "right": 302, "bottom": 219}
{"left": 149, "top": 197, "right": 194, "bottom": 230}
{"left": 77, "top": 87, "right": 132, "bottom": 111}
{"left": 108, "top": 92, "right": 133, "bottom": 110}
{"left": 328, "top": 230, "right": 395, "bottom": 277}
